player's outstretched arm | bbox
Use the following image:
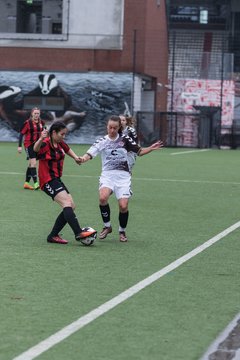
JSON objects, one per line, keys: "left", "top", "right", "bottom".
{"left": 139, "top": 140, "right": 164, "bottom": 156}
{"left": 33, "top": 129, "right": 48, "bottom": 152}
{"left": 17, "top": 133, "right": 24, "bottom": 153}
{"left": 67, "top": 148, "right": 82, "bottom": 165}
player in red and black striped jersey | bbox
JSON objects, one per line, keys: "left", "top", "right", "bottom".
{"left": 34, "top": 121, "right": 97, "bottom": 245}
{"left": 36, "top": 137, "right": 70, "bottom": 188}
{"left": 17, "top": 107, "right": 45, "bottom": 190}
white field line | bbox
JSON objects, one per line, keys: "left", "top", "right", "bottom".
{"left": 170, "top": 149, "right": 210, "bottom": 155}
{"left": 132, "top": 178, "right": 240, "bottom": 185}
{"left": 1, "top": 171, "right": 240, "bottom": 186}
{"left": 0, "top": 171, "right": 23, "bottom": 175}
{"left": 12, "top": 221, "right": 240, "bottom": 360}
{"left": 200, "top": 312, "right": 240, "bottom": 360}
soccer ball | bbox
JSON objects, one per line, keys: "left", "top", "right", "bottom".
{"left": 80, "top": 227, "right": 97, "bottom": 246}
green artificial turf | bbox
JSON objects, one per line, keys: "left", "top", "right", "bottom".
{"left": 0, "top": 143, "right": 240, "bottom": 360}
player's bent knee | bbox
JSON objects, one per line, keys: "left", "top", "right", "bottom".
{"left": 99, "top": 197, "right": 109, "bottom": 204}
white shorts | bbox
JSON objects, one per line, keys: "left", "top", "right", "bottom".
{"left": 128, "top": 151, "right": 137, "bottom": 172}
{"left": 99, "top": 170, "right": 132, "bottom": 200}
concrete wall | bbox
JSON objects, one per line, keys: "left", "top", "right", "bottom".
{"left": 69, "top": 0, "right": 123, "bottom": 48}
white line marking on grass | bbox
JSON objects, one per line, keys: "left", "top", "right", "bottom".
{"left": 0, "top": 171, "right": 96, "bottom": 178}
{"left": 64, "top": 175, "right": 240, "bottom": 186}
{"left": 12, "top": 221, "right": 240, "bottom": 360}
{"left": 0, "top": 171, "right": 23, "bottom": 175}
{"left": 170, "top": 149, "right": 210, "bottom": 155}
{"left": 133, "top": 178, "right": 240, "bottom": 185}
{"left": 200, "top": 312, "right": 240, "bottom": 359}
{"left": 1, "top": 171, "right": 240, "bottom": 186}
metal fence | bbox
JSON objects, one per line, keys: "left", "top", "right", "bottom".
{"left": 136, "top": 110, "right": 223, "bottom": 148}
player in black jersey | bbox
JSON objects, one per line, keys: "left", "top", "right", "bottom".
{"left": 119, "top": 114, "right": 138, "bottom": 173}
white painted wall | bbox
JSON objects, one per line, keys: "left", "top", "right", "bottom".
{"left": 132, "top": 76, "right": 155, "bottom": 113}
{"left": 133, "top": 76, "right": 142, "bottom": 112}
{"left": 141, "top": 91, "right": 155, "bottom": 111}
{"left": 68, "top": 0, "right": 124, "bottom": 48}
{"left": 0, "top": 0, "right": 124, "bottom": 49}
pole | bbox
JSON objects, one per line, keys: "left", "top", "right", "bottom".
{"left": 170, "top": 31, "right": 176, "bottom": 146}
{"left": 131, "top": 29, "right": 137, "bottom": 115}
{"left": 219, "top": 34, "right": 225, "bottom": 148}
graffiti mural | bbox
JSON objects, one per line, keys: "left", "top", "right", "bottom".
{"left": 0, "top": 71, "right": 132, "bottom": 143}
{"left": 170, "top": 78, "right": 235, "bottom": 125}
{"left": 168, "top": 78, "right": 235, "bottom": 147}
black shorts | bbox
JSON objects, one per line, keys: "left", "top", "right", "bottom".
{"left": 25, "top": 144, "right": 37, "bottom": 160}
{"left": 43, "top": 178, "right": 69, "bottom": 200}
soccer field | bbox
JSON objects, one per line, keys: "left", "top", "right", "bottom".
{"left": 1, "top": 142, "right": 240, "bottom": 360}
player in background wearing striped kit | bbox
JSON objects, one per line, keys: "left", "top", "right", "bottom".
{"left": 18, "top": 107, "right": 45, "bottom": 190}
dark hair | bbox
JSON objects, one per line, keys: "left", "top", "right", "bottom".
{"left": 107, "top": 115, "right": 122, "bottom": 133}
{"left": 49, "top": 121, "right": 67, "bottom": 137}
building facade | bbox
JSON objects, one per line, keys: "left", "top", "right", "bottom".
{"left": 0, "top": 0, "right": 169, "bottom": 126}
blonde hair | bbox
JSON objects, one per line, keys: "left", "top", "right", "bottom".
{"left": 31, "top": 107, "right": 40, "bottom": 116}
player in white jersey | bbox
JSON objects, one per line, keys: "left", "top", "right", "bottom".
{"left": 80, "top": 115, "right": 163, "bottom": 242}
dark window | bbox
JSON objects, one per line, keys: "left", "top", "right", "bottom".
{"left": 0, "top": 0, "right": 65, "bottom": 38}
{"left": 52, "top": 23, "right": 62, "bottom": 34}
{"left": 16, "top": 1, "right": 42, "bottom": 33}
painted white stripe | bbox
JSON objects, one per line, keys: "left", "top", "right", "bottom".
{"left": 1, "top": 171, "right": 240, "bottom": 186}
{"left": 0, "top": 171, "right": 96, "bottom": 177}
{"left": 0, "top": 220, "right": 27, "bottom": 222}
{"left": 0, "top": 171, "right": 23, "bottom": 175}
{"left": 170, "top": 149, "right": 210, "bottom": 155}
{"left": 200, "top": 312, "right": 240, "bottom": 360}
{"left": 12, "top": 221, "right": 240, "bottom": 360}
{"left": 132, "top": 178, "right": 240, "bottom": 185}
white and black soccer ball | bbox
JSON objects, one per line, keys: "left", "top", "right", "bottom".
{"left": 80, "top": 227, "right": 97, "bottom": 246}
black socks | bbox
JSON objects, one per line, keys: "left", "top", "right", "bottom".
{"left": 26, "top": 167, "right": 38, "bottom": 183}
{"left": 25, "top": 167, "right": 32, "bottom": 183}
{"left": 119, "top": 211, "right": 129, "bottom": 229}
{"left": 99, "top": 204, "right": 111, "bottom": 223}
{"left": 48, "top": 211, "right": 67, "bottom": 238}
{"left": 63, "top": 207, "right": 82, "bottom": 236}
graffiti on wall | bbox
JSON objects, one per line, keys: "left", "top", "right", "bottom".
{"left": 0, "top": 71, "right": 132, "bottom": 143}
{"left": 171, "top": 78, "right": 234, "bottom": 125}
{"left": 168, "top": 78, "right": 235, "bottom": 146}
